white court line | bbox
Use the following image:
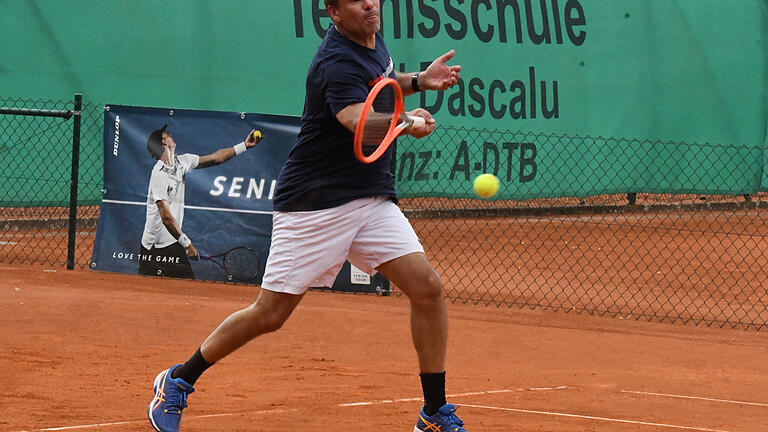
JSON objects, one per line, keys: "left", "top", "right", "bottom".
{"left": 10, "top": 388, "right": 514, "bottom": 431}
{"left": 10, "top": 386, "right": 725, "bottom": 432}
{"left": 15, "top": 419, "right": 140, "bottom": 431}
{"left": 11, "top": 409, "right": 299, "bottom": 432}
{"left": 102, "top": 199, "right": 273, "bottom": 215}
{"left": 337, "top": 388, "right": 519, "bottom": 407}
{"left": 622, "top": 390, "right": 768, "bottom": 408}
{"left": 459, "top": 403, "right": 732, "bottom": 432}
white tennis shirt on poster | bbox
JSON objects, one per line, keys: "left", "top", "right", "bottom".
{"left": 141, "top": 154, "right": 199, "bottom": 249}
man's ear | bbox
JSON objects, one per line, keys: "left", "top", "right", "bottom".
{"left": 327, "top": 6, "right": 339, "bottom": 24}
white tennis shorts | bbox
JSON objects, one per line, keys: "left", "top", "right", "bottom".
{"left": 260, "top": 196, "right": 424, "bottom": 295}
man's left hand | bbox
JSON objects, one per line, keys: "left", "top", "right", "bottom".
{"left": 245, "top": 129, "right": 263, "bottom": 148}
{"left": 421, "top": 50, "right": 462, "bottom": 91}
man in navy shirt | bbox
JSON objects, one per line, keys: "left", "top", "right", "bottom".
{"left": 149, "top": 1, "right": 465, "bottom": 431}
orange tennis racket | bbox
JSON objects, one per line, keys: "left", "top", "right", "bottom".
{"left": 354, "top": 77, "right": 425, "bottom": 164}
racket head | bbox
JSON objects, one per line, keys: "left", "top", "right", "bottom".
{"left": 354, "top": 77, "right": 405, "bottom": 164}
{"left": 221, "top": 247, "right": 261, "bottom": 281}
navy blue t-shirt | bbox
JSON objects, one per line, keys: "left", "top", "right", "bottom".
{"left": 272, "top": 26, "right": 397, "bottom": 211}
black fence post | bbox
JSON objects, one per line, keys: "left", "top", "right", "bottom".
{"left": 627, "top": 192, "right": 637, "bottom": 205}
{"left": 66, "top": 94, "right": 82, "bottom": 270}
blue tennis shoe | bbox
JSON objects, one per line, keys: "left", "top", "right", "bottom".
{"left": 148, "top": 364, "right": 195, "bottom": 432}
{"left": 414, "top": 403, "right": 467, "bottom": 432}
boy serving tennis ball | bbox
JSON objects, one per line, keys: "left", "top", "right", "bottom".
{"left": 473, "top": 173, "right": 499, "bottom": 198}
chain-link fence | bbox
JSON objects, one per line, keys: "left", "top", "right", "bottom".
{"left": 2, "top": 96, "right": 767, "bottom": 330}
{"left": 0, "top": 96, "right": 102, "bottom": 269}
{"left": 400, "top": 193, "right": 768, "bottom": 330}
{"left": 395, "top": 128, "right": 768, "bottom": 330}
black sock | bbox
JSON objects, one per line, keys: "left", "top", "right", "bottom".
{"left": 171, "top": 347, "right": 214, "bottom": 386}
{"left": 420, "top": 372, "right": 447, "bottom": 416}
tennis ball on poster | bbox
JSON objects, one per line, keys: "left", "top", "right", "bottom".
{"left": 473, "top": 173, "right": 499, "bottom": 198}
{"left": 252, "top": 130, "right": 262, "bottom": 140}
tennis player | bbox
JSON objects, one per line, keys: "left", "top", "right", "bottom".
{"left": 139, "top": 125, "right": 261, "bottom": 279}
{"left": 149, "top": 0, "right": 466, "bottom": 431}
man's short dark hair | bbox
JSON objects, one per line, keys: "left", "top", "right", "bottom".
{"left": 324, "top": 0, "right": 337, "bottom": 7}
{"left": 146, "top": 124, "right": 167, "bottom": 159}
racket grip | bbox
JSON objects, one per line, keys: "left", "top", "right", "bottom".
{"left": 410, "top": 116, "right": 426, "bottom": 128}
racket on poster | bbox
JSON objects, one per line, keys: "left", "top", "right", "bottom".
{"left": 199, "top": 247, "right": 262, "bottom": 281}
{"left": 354, "top": 77, "right": 426, "bottom": 164}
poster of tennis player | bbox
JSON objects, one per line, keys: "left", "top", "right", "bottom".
{"left": 91, "top": 105, "right": 299, "bottom": 285}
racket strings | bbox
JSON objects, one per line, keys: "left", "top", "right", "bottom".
{"left": 361, "top": 117, "right": 393, "bottom": 142}
{"left": 223, "top": 248, "right": 260, "bottom": 280}
{"left": 360, "top": 86, "right": 396, "bottom": 156}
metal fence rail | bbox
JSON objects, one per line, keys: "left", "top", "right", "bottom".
{"left": 2, "top": 96, "right": 767, "bottom": 330}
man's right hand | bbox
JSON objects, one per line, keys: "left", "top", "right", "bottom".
{"left": 186, "top": 244, "right": 200, "bottom": 260}
{"left": 405, "top": 108, "right": 436, "bottom": 138}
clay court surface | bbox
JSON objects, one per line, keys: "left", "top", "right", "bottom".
{"left": 2, "top": 263, "right": 767, "bottom": 431}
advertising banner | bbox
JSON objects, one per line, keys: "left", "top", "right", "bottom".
{"left": 4, "top": 1, "right": 767, "bottom": 204}
{"left": 4, "top": 0, "right": 765, "bottom": 146}
{"left": 90, "top": 104, "right": 389, "bottom": 293}
{"left": 394, "top": 130, "right": 765, "bottom": 199}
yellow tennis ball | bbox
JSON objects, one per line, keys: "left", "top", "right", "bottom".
{"left": 473, "top": 173, "right": 499, "bottom": 198}
{"left": 252, "top": 130, "right": 262, "bottom": 140}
